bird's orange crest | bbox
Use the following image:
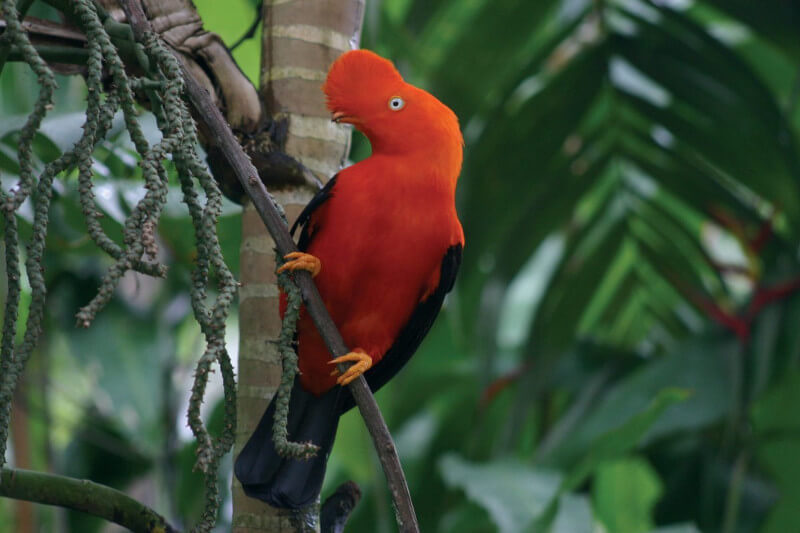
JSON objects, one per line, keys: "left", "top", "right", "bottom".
{"left": 323, "top": 49, "right": 403, "bottom": 117}
{"left": 323, "top": 49, "right": 463, "bottom": 179}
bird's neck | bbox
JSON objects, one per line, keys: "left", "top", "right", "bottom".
{"left": 366, "top": 136, "right": 462, "bottom": 192}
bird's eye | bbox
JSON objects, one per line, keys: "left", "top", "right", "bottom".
{"left": 388, "top": 97, "right": 405, "bottom": 111}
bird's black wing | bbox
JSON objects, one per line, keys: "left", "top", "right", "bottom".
{"left": 338, "top": 243, "right": 463, "bottom": 413}
{"left": 292, "top": 175, "right": 338, "bottom": 251}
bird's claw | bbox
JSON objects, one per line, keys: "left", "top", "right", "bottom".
{"left": 329, "top": 349, "right": 372, "bottom": 386}
{"left": 277, "top": 251, "right": 321, "bottom": 277}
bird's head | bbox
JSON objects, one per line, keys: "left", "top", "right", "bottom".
{"left": 323, "top": 50, "right": 462, "bottom": 169}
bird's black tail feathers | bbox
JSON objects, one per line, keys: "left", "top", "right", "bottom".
{"left": 234, "top": 377, "right": 343, "bottom": 509}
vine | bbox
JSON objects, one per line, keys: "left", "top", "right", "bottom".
{"left": 0, "top": 1, "right": 237, "bottom": 530}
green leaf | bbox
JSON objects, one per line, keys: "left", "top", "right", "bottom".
{"left": 759, "top": 491, "right": 800, "bottom": 533}
{"left": 542, "top": 338, "right": 732, "bottom": 470}
{"left": 593, "top": 457, "right": 663, "bottom": 533}
{"left": 700, "top": 0, "right": 800, "bottom": 59}
{"left": 548, "top": 493, "right": 596, "bottom": 533}
{"left": 751, "top": 371, "right": 800, "bottom": 532}
{"left": 577, "top": 237, "right": 637, "bottom": 335}
{"left": 439, "top": 454, "right": 562, "bottom": 533}
{"left": 560, "top": 388, "right": 689, "bottom": 491}
{"left": 650, "top": 525, "right": 702, "bottom": 533}
{"left": 751, "top": 371, "right": 800, "bottom": 435}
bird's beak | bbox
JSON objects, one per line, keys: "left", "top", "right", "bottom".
{"left": 331, "top": 111, "right": 355, "bottom": 124}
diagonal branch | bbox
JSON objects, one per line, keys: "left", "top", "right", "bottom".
{"left": 0, "top": 468, "right": 177, "bottom": 533}
{"left": 119, "top": 1, "right": 420, "bottom": 531}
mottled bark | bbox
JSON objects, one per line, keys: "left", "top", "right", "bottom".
{"left": 234, "top": 1, "right": 364, "bottom": 531}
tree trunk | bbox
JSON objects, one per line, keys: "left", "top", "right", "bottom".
{"left": 233, "top": 1, "right": 365, "bottom": 532}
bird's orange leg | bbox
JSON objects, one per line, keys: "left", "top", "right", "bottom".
{"left": 328, "top": 349, "right": 372, "bottom": 386}
{"left": 277, "top": 252, "right": 321, "bottom": 277}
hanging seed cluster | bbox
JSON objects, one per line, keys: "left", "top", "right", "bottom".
{"left": 0, "top": 1, "right": 237, "bottom": 531}
{"left": 273, "top": 263, "right": 320, "bottom": 460}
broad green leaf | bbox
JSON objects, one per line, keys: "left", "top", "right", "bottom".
{"left": 543, "top": 339, "right": 731, "bottom": 468}
{"left": 439, "top": 454, "right": 562, "bottom": 533}
{"left": 560, "top": 388, "right": 688, "bottom": 491}
{"left": 529, "top": 210, "right": 627, "bottom": 353}
{"left": 548, "top": 493, "right": 596, "bottom": 533}
{"left": 593, "top": 457, "right": 663, "bottom": 533}
{"left": 751, "top": 371, "right": 800, "bottom": 435}
{"left": 650, "top": 525, "right": 702, "bottom": 533}
{"left": 759, "top": 493, "right": 800, "bottom": 533}
{"left": 460, "top": 43, "right": 608, "bottom": 282}
{"left": 747, "top": 371, "right": 800, "bottom": 533}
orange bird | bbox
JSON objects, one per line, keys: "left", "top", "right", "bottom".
{"left": 235, "top": 49, "right": 464, "bottom": 508}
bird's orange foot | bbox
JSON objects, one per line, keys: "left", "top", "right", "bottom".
{"left": 329, "top": 349, "right": 372, "bottom": 386}
{"left": 277, "top": 252, "right": 321, "bottom": 278}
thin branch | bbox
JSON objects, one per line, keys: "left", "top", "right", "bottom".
{"left": 0, "top": 468, "right": 177, "bottom": 533}
{"left": 0, "top": 16, "right": 88, "bottom": 45}
{"left": 118, "top": 1, "right": 420, "bottom": 531}
{"left": 0, "top": 14, "right": 144, "bottom": 71}
{"left": 4, "top": 44, "right": 88, "bottom": 66}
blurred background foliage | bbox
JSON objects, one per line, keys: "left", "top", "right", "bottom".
{"left": 2, "top": 0, "right": 800, "bottom": 531}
